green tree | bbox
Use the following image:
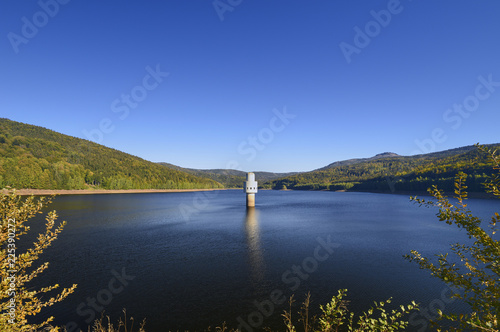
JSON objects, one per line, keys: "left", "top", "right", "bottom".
{"left": 1, "top": 190, "right": 77, "bottom": 331}
{"left": 405, "top": 144, "right": 500, "bottom": 331}
{"left": 279, "top": 291, "right": 417, "bottom": 332}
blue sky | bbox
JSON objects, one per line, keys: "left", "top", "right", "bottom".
{"left": 1, "top": 1, "right": 500, "bottom": 172}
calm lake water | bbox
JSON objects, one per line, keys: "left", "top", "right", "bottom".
{"left": 27, "top": 190, "right": 498, "bottom": 331}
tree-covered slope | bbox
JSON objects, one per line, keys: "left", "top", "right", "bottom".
{"left": 268, "top": 144, "right": 500, "bottom": 193}
{"left": 0, "top": 118, "right": 222, "bottom": 190}
{"left": 314, "top": 152, "right": 401, "bottom": 171}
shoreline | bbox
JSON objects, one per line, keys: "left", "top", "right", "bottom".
{"left": 274, "top": 188, "right": 496, "bottom": 199}
{"left": 345, "top": 189, "right": 496, "bottom": 199}
{"left": 2, "top": 188, "right": 225, "bottom": 196}
{"left": 2, "top": 188, "right": 495, "bottom": 199}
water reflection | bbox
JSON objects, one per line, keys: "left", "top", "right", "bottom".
{"left": 244, "top": 207, "right": 265, "bottom": 284}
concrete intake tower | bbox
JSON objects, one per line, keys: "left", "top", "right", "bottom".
{"left": 244, "top": 172, "right": 258, "bottom": 208}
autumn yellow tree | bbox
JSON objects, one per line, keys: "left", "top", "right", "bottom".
{"left": 1, "top": 190, "right": 77, "bottom": 331}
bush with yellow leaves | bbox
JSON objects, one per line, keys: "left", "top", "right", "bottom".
{"left": 1, "top": 190, "right": 77, "bottom": 331}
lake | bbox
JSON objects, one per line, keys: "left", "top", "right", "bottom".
{"left": 27, "top": 190, "right": 498, "bottom": 331}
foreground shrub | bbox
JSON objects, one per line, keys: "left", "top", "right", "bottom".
{"left": 278, "top": 291, "right": 417, "bottom": 332}
{"left": 0, "top": 190, "right": 77, "bottom": 331}
{"left": 84, "top": 310, "right": 146, "bottom": 332}
{"left": 406, "top": 144, "right": 500, "bottom": 331}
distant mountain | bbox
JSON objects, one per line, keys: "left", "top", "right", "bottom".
{"left": 315, "top": 152, "right": 400, "bottom": 171}
{"left": 268, "top": 144, "right": 500, "bottom": 193}
{"left": 158, "top": 162, "right": 297, "bottom": 188}
{"left": 0, "top": 118, "right": 222, "bottom": 190}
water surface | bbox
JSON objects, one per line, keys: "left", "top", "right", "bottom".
{"left": 28, "top": 190, "right": 498, "bottom": 331}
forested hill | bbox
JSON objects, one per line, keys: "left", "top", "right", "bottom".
{"left": 2, "top": 118, "right": 497, "bottom": 193}
{"left": 314, "top": 152, "right": 400, "bottom": 171}
{"left": 0, "top": 118, "right": 222, "bottom": 190}
{"left": 158, "top": 162, "right": 297, "bottom": 188}
{"left": 269, "top": 144, "right": 500, "bottom": 193}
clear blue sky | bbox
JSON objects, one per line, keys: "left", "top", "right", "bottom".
{"left": 2, "top": 1, "right": 500, "bottom": 172}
